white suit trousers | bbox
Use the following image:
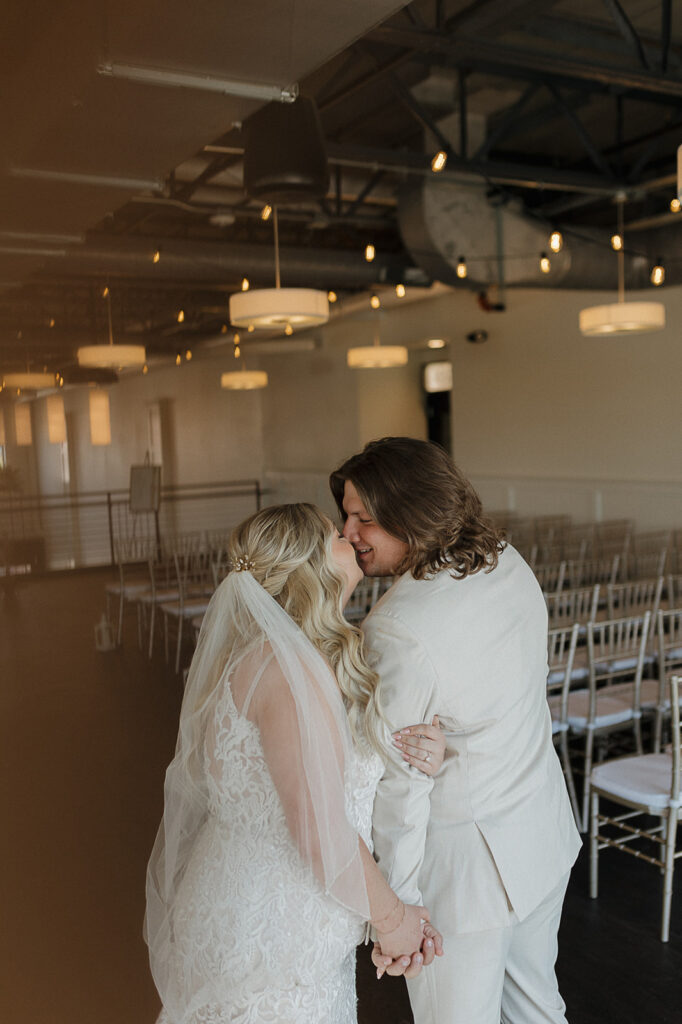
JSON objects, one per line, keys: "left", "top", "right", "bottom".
{"left": 406, "top": 873, "right": 570, "bottom": 1024}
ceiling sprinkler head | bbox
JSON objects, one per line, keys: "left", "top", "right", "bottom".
{"left": 466, "top": 329, "right": 488, "bottom": 344}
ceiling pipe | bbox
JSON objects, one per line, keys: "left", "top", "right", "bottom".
{"left": 3, "top": 235, "right": 423, "bottom": 291}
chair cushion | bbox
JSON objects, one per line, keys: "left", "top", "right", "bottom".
{"left": 565, "top": 690, "right": 633, "bottom": 729}
{"left": 591, "top": 754, "right": 679, "bottom": 810}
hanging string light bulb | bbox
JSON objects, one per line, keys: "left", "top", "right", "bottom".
{"left": 670, "top": 198, "right": 680, "bottom": 213}
{"left": 431, "top": 150, "right": 447, "bottom": 173}
{"left": 549, "top": 229, "right": 563, "bottom": 253}
{"left": 328, "top": 290, "right": 338, "bottom": 303}
{"left": 395, "top": 283, "right": 406, "bottom": 297}
{"left": 456, "top": 257, "right": 467, "bottom": 279}
{"left": 650, "top": 261, "right": 665, "bottom": 286}
{"left": 539, "top": 253, "right": 551, "bottom": 274}
{"left": 611, "top": 232, "right": 623, "bottom": 251}
{"left": 370, "top": 293, "right": 381, "bottom": 309}
{"left": 365, "top": 244, "right": 375, "bottom": 263}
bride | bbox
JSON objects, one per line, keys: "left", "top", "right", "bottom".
{"left": 145, "top": 503, "right": 444, "bottom": 1024}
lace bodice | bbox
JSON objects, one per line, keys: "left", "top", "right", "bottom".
{"left": 159, "top": 680, "right": 384, "bottom": 1024}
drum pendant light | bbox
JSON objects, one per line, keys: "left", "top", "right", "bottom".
{"left": 78, "top": 286, "right": 145, "bottom": 368}
{"left": 579, "top": 197, "right": 665, "bottom": 336}
{"left": 230, "top": 98, "right": 329, "bottom": 333}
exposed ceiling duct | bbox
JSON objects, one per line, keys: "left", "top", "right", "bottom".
{"left": 398, "top": 177, "right": 682, "bottom": 292}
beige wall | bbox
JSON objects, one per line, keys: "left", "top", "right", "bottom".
{"left": 5, "top": 284, "right": 682, "bottom": 529}
{"left": 24, "top": 354, "right": 264, "bottom": 497}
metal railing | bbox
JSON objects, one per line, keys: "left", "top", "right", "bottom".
{"left": 0, "top": 479, "right": 261, "bottom": 574}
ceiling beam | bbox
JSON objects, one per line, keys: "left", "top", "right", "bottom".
{"left": 325, "top": 141, "right": 626, "bottom": 195}
{"left": 600, "top": 0, "right": 650, "bottom": 70}
{"left": 524, "top": 12, "right": 680, "bottom": 70}
{"left": 367, "top": 25, "right": 682, "bottom": 103}
{"left": 473, "top": 82, "right": 541, "bottom": 160}
{"left": 445, "top": 0, "right": 562, "bottom": 37}
{"left": 546, "top": 83, "right": 615, "bottom": 178}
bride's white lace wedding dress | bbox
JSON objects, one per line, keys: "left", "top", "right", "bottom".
{"left": 157, "top": 672, "right": 383, "bottom": 1024}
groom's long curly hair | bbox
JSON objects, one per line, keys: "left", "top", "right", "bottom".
{"left": 330, "top": 437, "right": 505, "bottom": 581}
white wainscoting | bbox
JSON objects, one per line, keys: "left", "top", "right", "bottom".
{"left": 264, "top": 469, "right": 682, "bottom": 532}
{"left": 470, "top": 475, "right": 682, "bottom": 531}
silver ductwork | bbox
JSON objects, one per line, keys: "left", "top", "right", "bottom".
{"left": 34, "top": 235, "right": 422, "bottom": 291}
{"left": 399, "top": 177, "right": 682, "bottom": 291}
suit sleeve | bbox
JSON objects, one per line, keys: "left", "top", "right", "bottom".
{"left": 363, "top": 611, "right": 439, "bottom": 907}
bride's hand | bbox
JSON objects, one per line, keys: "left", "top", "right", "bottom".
{"left": 392, "top": 714, "right": 445, "bottom": 776}
{"left": 373, "top": 923, "right": 444, "bottom": 979}
{"left": 374, "top": 902, "right": 428, "bottom": 960}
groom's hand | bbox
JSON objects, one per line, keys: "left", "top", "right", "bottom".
{"left": 372, "top": 924, "right": 443, "bottom": 980}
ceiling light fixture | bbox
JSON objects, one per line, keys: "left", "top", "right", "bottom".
{"left": 579, "top": 198, "right": 665, "bottom": 336}
{"left": 221, "top": 335, "right": 267, "bottom": 390}
{"left": 427, "top": 338, "right": 446, "bottom": 349}
{"left": 347, "top": 328, "right": 408, "bottom": 369}
{"left": 2, "top": 371, "right": 55, "bottom": 389}
{"left": 77, "top": 285, "right": 146, "bottom": 369}
{"left": 229, "top": 207, "right": 328, "bottom": 331}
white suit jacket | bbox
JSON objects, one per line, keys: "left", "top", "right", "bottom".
{"left": 363, "top": 544, "right": 581, "bottom": 934}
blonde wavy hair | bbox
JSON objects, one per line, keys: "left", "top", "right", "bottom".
{"left": 228, "top": 503, "right": 385, "bottom": 755}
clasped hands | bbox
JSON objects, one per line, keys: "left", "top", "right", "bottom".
{"left": 372, "top": 903, "right": 444, "bottom": 981}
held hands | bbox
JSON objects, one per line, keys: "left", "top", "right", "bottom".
{"left": 392, "top": 714, "right": 445, "bottom": 776}
{"left": 374, "top": 901, "right": 428, "bottom": 960}
{"left": 372, "top": 922, "right": 444, "bottom": 980}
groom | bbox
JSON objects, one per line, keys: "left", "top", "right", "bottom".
{"left": 330, "top": 437, "right": 581, "bottom": 1024}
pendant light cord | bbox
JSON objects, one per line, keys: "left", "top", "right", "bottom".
{"left": 617, "top": 198, "right": 625, "bottom": 304}
{"left": 106, "top": 285, "right": 114, "bottom": 346}
{"left": 273, "top": 206, "right": 281, "bottom": 289}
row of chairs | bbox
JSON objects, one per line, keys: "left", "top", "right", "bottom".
{"left": 531, "top": 546, "right": 674, "bottom": 593}
{"left": 105, "top": 533, "right": 231, "bottom": 671}
{"left": 548, "top": 609, "right": 681, "bottom": 823}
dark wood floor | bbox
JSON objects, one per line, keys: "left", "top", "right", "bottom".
{"left": 1, "top": 569, "right": 680, "bottom": 1024}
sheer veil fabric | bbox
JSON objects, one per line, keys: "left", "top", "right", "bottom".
{"left": 144, "top": 569, "right": 370, "bottom": 1021}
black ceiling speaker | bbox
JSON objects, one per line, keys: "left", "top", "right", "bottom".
{"left": 243, "top": 96, "right": 329, "bottom": 205}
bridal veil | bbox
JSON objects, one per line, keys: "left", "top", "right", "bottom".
{"left": 144, "top": 568, "right": 369, "bottom": 1021}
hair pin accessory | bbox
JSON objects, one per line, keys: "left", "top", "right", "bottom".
{"left": 234, "top": 556, "right": 255, "bottom": 572}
